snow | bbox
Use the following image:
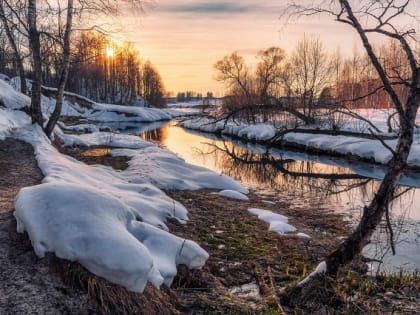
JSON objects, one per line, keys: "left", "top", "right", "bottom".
{"left": 182, "top": 118, "right": 275, "bottom": 141}
{"left": 0, "top": 108, "right": 31, "bottom": 140}
{"left": 297, "top": 232, "right": 311, "bottom": 239}
{"left": 248, "top": 208, "right": 297, "bottom": 235}
{"left": 218, "top": 189, "right": 249, "bottom": 200}
{"left": 59, "top": 130, "right": 153, "bottom": 149}
{"left": 85, "top": 102, "right": 172, "bottom": 122}
{"left": 0, "top": 73, "right": 10, "bottom": 81}
{"left": 297, "top": 261, "right": 327, "bottom": 286}
{"left": 57, "top": 122, "right": 99, "bottom": 133}
{"left": 13, "top": 125, "right": 210, "bottom": 292}
{"left": 0, "top": 79, "right": 30, "bottom": 109}
{"left": 282, "top": 133, "right": 420, "bottom": 167}
{"left": 111, "top": 148, "right": 248, "bottom": 192}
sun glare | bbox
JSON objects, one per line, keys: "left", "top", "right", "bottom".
{"left": 106, "top": 47, "right": 114, "bottom": 58}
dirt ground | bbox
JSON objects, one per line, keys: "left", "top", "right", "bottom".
{"left": 0, "top": 138, "right": 98, "bottom": 314}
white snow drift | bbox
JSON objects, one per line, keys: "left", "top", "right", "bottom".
{"left": 218, "top": 189, "right": 250, "bottom": 201}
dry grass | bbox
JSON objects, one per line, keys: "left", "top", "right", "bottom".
{"left": 54, "top": 259, "right": 182, "bottom": 315}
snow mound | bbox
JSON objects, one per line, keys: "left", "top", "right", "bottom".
{"left": 14, "top": 183, "right": 208, "bottom": 292}
{"left": 248, "top": 208, "right": 296, "bottom": 235}
{"left": 0, "top": 79, "right": 30, "bottom": 109}
{"left": 218, "top": 190, "right": 249, "bottom": 201}
{"left": 0, "top": 108, "right": 31, "bottom": 140}
{"left": 111, "top": 148, "right": 248, "bottom": 192}
{"left": 13, "top": 125, "right": 209, "bottom": 291}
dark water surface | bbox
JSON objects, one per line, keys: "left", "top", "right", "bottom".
{"left": 116, "top": 121, "right": 420, "bottom": 274}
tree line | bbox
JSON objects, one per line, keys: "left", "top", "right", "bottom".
{"left": 0, "top": 0, "right": 166, "bottom": 135}
{"left": 215, "top": 36, "right": 412, "bottom": 125}
{"left": 67, "top": 31, "right": 166, "bottom": 107}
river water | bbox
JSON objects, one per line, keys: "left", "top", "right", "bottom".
{"left": 113, "top": 120, "right": 420, "bottom": 274}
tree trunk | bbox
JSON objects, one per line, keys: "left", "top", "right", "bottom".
{"left": 28, "top": 0, "right": 43, "bottom": 126}
{"left": 44, "top": 0, "right": 73, "bottom": 137}
{"left": 325, "top": 90, "right": 419, "bottom": 274}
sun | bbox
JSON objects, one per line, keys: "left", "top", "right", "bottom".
{"left": 106, "top": 47, "right": 114, "bottom": 58}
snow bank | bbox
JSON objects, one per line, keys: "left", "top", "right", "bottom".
{"left": 248, "top": 208, "right": 296, "bottom": 235}
{"left": 182, "top": 115, "right": 420, "bottom": 168}
{"left": 14, "top": 125, "right": 209, "bottom": 292}
{"left": 218, "top": 189, "right": 249, "bottom": 200}
{"left": 59, "top": 130, "right": 153, "bottom": 149}
{"left": 0, "top": 108, "right": 31, "bottom": 140}
{"left": 0, "top": 79, "right": 30, "bottom": 109}
{"left": 111, "top": 148, "right": 248, "bottom": 193}
{"left": 85, "top": 103, "right": 172, "bottom": 122}
{"left": 283, "top": 133, "right": 420, "bottom": 167}
{"left": 182, "top": 118, "right": 275, "bottom": 141}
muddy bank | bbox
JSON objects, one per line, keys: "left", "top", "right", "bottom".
{"left": 0, "top": 138, "right": 98, "bottom": 314}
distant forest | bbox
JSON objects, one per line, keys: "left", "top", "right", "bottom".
{"left": 0, "top": 30, "right": 166, "bottom": 107}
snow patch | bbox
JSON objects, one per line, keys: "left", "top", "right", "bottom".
{"left": 248, "top": 208, "right": 297, "bottom": 235}
{"left": 0, "top": 79, "right": 30, "bottom": 109}
{"left": 218, "top": 190, "right": 249, "bottom": 201}
{"left": 297, "top": 261, "right": 327, "bottom": 286}
{"left": 111, "top": 148, "right": 248, "bottom": 192}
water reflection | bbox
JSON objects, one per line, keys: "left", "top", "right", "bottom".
{"left": 116, "top": 122, "right": 420, "bottom": 273}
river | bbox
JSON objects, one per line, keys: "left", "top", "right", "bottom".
{"left": 111, "top": 120, "right": 420, "bottom": 274}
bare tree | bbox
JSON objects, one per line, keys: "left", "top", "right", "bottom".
{"left": 256, "top": 47, "right": 285, "bottom": 103}
{"left": 44, "top": 0, "right": 73, "bottom": 137}
{"left": 214, "top": 51, "right": 252, "bottom": 100}
{"left": 290, "top": 36, "right": 332, "bottom": 119}
{"left": 0, "top": 0, "right": 27, "bottom": 94}
{"left": 282, "top": 0, "right": 420, "bottom": 296}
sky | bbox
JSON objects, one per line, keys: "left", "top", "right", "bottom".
{"left": 113, "top": 0, "right": 364, "bottom": 96}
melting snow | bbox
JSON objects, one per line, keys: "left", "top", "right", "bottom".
{"left": 218, "top": 189, "right": 249, "bottom": 201}
{"left": 248, "top": 208, "right": 296, "bottom": 235}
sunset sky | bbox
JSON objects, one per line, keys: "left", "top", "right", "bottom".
{"left": 115, "top": 1, "right": 363, "bottom": 95}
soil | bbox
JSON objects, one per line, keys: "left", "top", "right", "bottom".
{"left": 0, "top": 138, "right": 98, "bottom": 314}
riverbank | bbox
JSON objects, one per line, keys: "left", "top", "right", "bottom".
{"left": 181, "top": 116, "right": 420, "bottom": 171}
